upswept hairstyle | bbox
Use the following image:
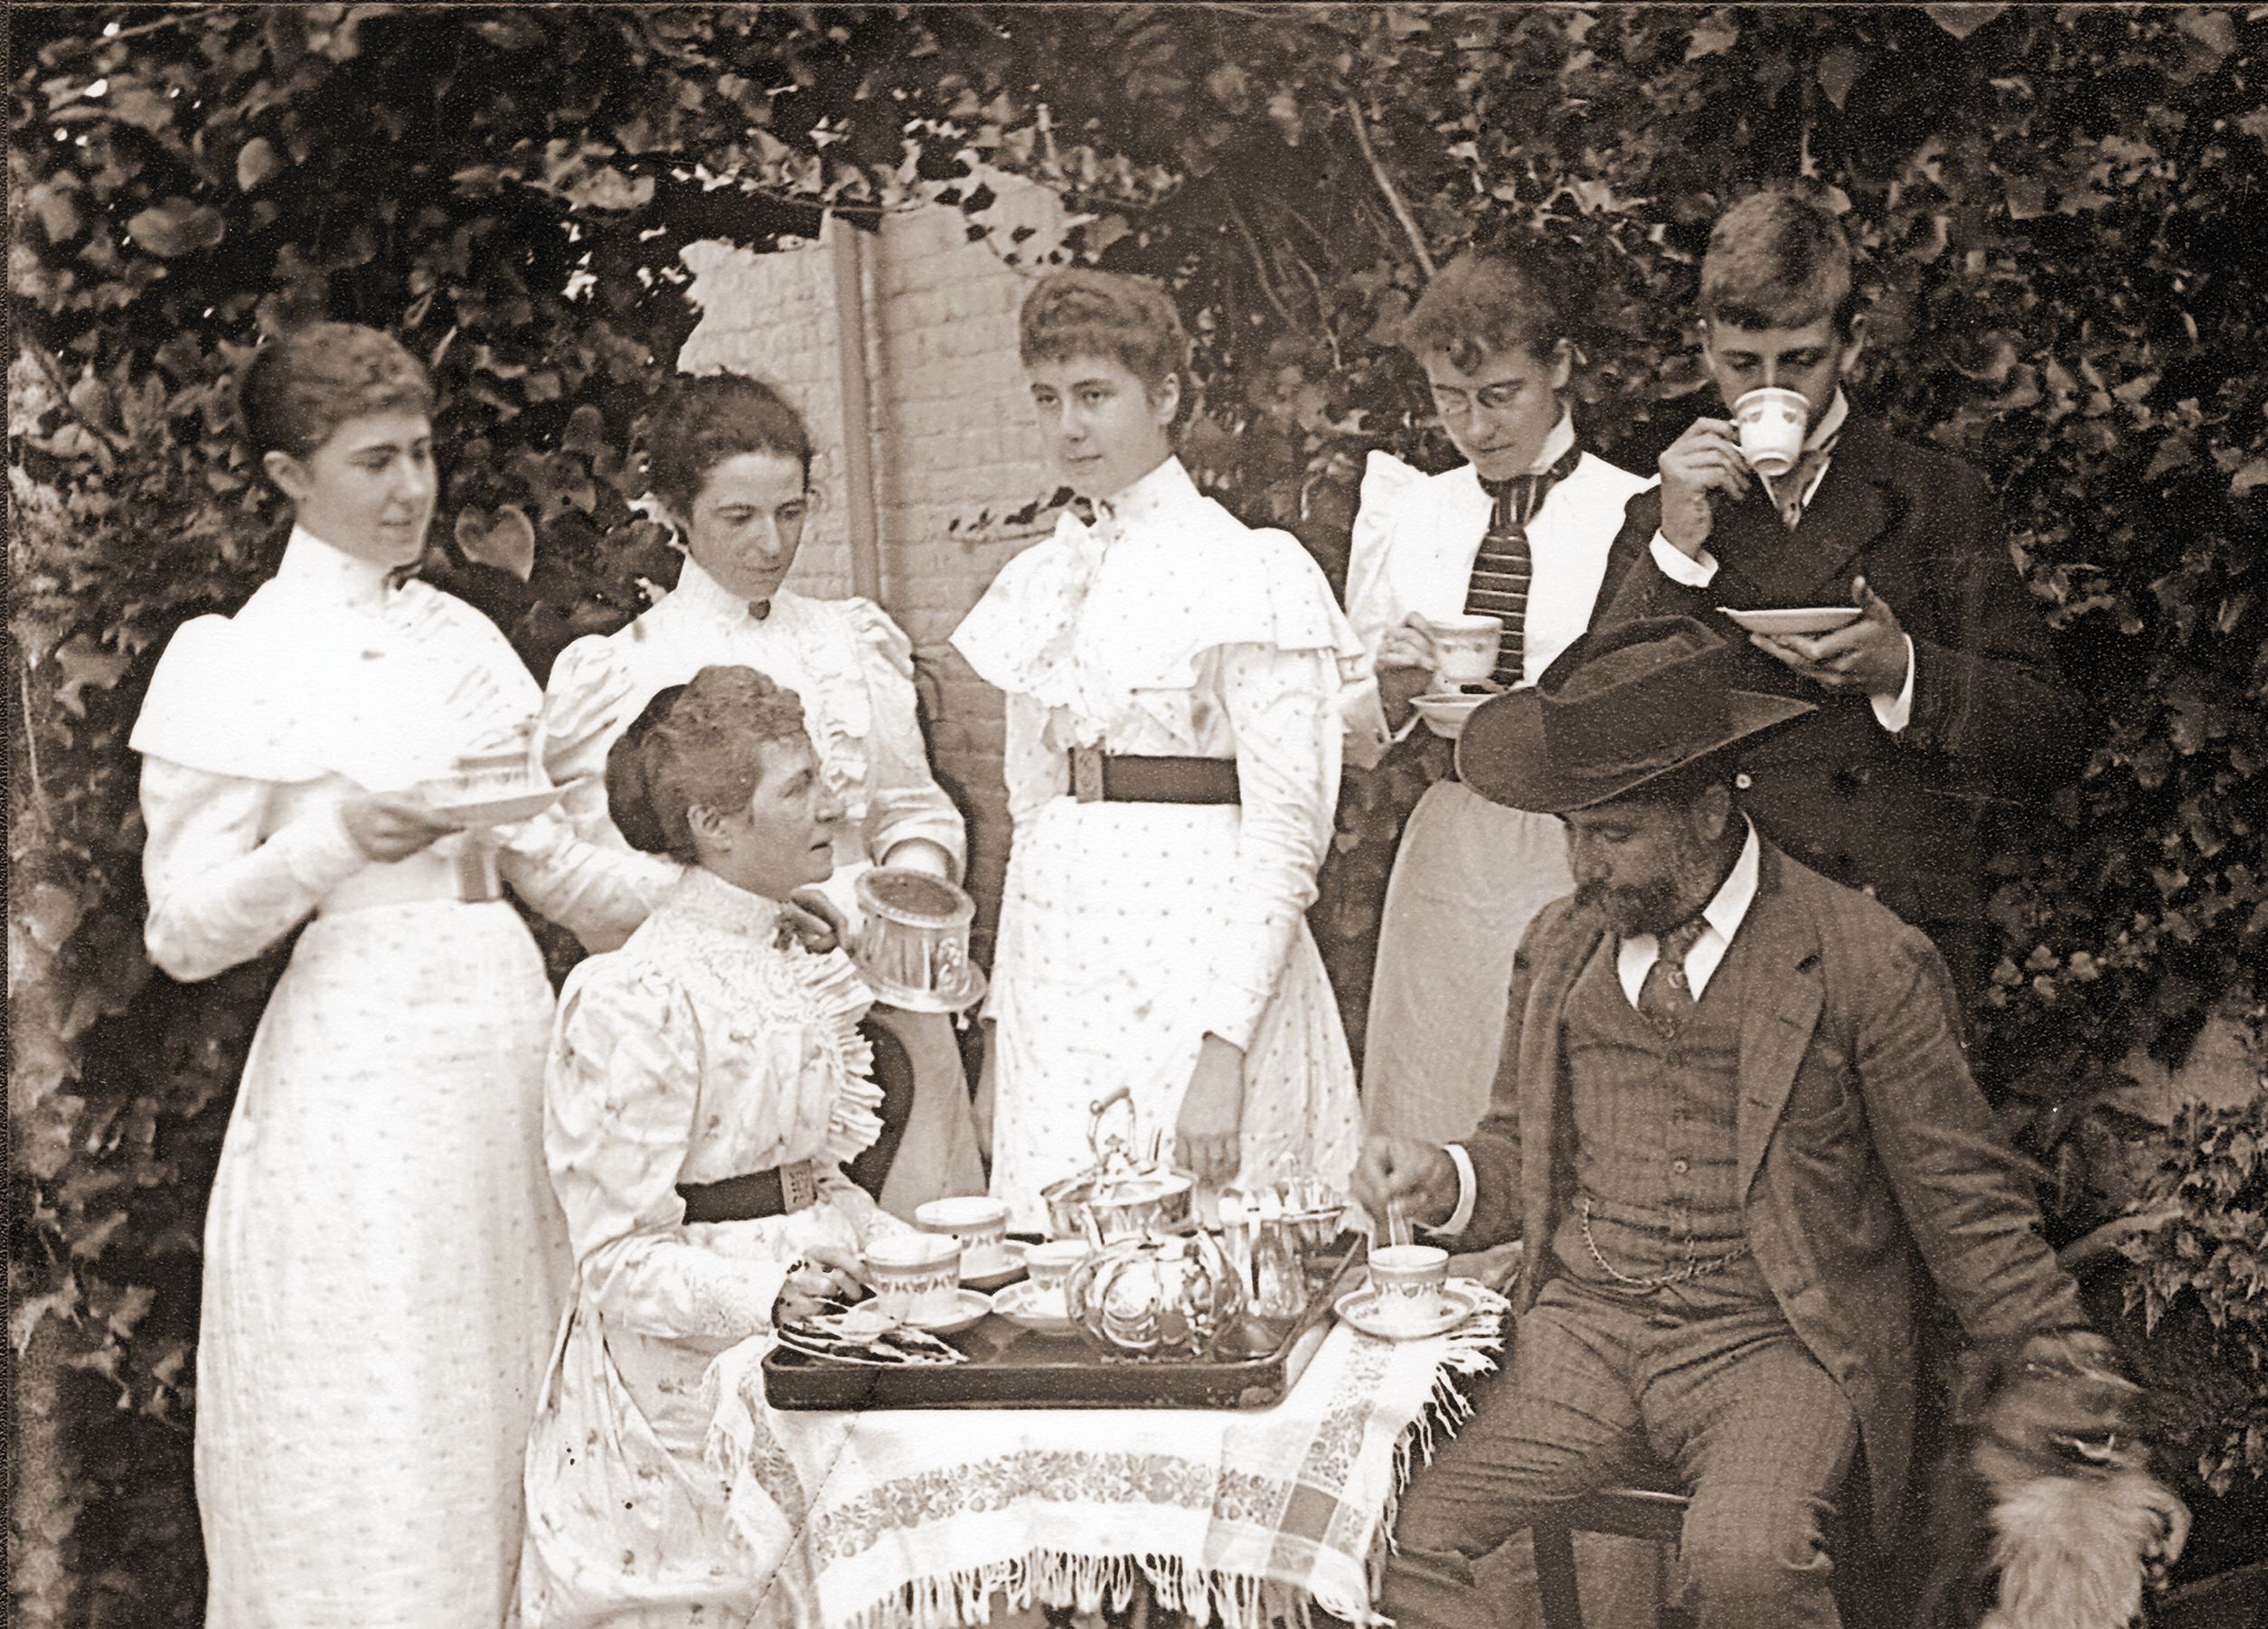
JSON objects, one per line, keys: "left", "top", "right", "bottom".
{"left": 237, "top": 323, "right": 434, "bottom": 460}
{"left": 1400, "top": 249, "right": 1567, "bottom": 376}
{"left": 640, "top": 372, "right": 814, "bottom": 521}
{"left": 1018, "top": 269, "right": 1190, "bottom": 400}
{"left": 604, "top": 664, "right": 811, "bottom": 866}
{"left": 1699, "top": 185, "right": 1861, "bottom": 337}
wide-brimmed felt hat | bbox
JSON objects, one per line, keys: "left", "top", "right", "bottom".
{"left": 1454, "top": 616, "right": 1815, "bottom": 814}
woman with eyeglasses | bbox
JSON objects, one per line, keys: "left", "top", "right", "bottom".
{"left": 1343, "top": 250, "right": 1653, "bottom": 1149}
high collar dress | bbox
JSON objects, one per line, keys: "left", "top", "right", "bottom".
{"left": 542, "top": 559, "right": 983, "bottom": 1219}
{"left": 1340, "top": 435, "right": 1654, "bottom": 1146}
{"left": 518, "top": 868, "right": 898, "bottom": 1629}
{"left": 951, "top": 457, "right": 1365, "bottom": 1229}
{"left": 129, "top": 527, "right": 654, "bottom": 1629}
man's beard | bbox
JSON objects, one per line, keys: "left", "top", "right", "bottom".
{"left": 1572, "top": 824, "right": 1717, "bottom": 937}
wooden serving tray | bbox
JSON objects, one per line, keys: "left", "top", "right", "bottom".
{"left": 764, "top": 1232, "right": 1366, "bottom": 1411}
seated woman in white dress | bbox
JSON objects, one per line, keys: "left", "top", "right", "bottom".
{"left": 543, "top": 372, "right": 983, "bottom": 1219}
{"left": 950, "top": 270, "right": 1365, "bottom": 1229}
{"left": 129, "top": 323, "right": 650, "bottom": 1629}
{"left": 1343, "top": 249, "right": 1652, "bottom": 1147}
{"left": 521, "top": 664, "right": 908, "bottom": 1629}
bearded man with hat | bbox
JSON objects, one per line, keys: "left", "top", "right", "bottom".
{"left": 1353, "top": 617, "right": 2105, "bottom": 1629}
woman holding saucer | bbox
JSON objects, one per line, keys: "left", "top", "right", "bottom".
{"left": 1343, "top": 250, "right": 1652, "bottom": 1147}
{"left": 518, "top": 664, "right": 908, "bottom": 1627}
{"left": 129, "top": 324, "right": 650, "bottom": 1628}
{"left": 542, "top": 372, "right": 983, "bottom": 1219}
{"left": 951, "top": 269, "right": 1364, "bottom": 1230}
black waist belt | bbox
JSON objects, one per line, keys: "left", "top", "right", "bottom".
{"left": 676, "top": 1159, "right": 819, "bottom": 1223}
{"left": 1070, "top": 748, "right": 1241, "bottom": 805}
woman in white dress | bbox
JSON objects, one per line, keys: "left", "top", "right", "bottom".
{"left": 1343, "top": 250, "right": 1652, "bottom": 1146}
{"left": 543, "top": 372, "right": 983, "bottom": 1219}
{"left": 130, "top": 324, "right": 650, "bottom": 1628}
{"left": 951, "top": 270, "right": 1364, "bottom": 1230}
{"left": 520, "top": 664, "right": 904, "bottom": 1628}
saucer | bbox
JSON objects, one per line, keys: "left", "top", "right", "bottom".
{"left": 1716, "top": 605, "right": 1861, "bottom": 637}
{"left": 991, "top": 1280, "right": 1079, "bottom": 1338}
{"left": 961, "top": 1241, "right": 1027, "bottom": 1292}
{"left": 1409, "top": 692, "right": 1488, "bottom": 736}
{"left": 1334, "top": 1279, "right": 1491, "bottom": 1342}
{"left": 420, "top": 784, "right": 565, "bottom": 829}
{"left": 904, "top": 1289, "right": 993, "bottom": 1335}
{"left": 861, "top": 961, "right": 988, "bottom": 1015}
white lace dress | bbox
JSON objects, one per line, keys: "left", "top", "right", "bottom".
{"left": 543, "top": 560, "right": 983, "bottom": 1219}
{"left": 518, "top": 868, "right": 901, "bottom": 1629}
{"left": 130, "top": 527, "right": 653, "bottom": 1629}
{"left": 951, "top": 457, "right": 1365, "bottom": 1230}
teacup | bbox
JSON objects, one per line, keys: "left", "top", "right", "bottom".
{"left": 1732, "top": 387, "right": 1810, "bottom": 478}
{"left": 914, "top": 1195, "right": 1012, "bottom": 1277}
{"left": 1426, "top": 613, "right": 1504, "bottom": 688}
{"left": 1366, "top": 1243, "right": 1451, "bottom": 1330}
{"left": 1021, "top": 1238, "right": 1091, "bottom": 1297}
{"left": 864, "top": 1233, "right": 963, "bottom": 1325}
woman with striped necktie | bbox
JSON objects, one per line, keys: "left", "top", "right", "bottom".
{"left": 1342, "top": 250, "right": 1654, "bottom": 1148}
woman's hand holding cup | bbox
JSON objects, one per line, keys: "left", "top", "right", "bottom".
{"left": 1375, "top": 617, "right": 1440, "bottom": 729}
{"left": 340, "top": 789, "right": 455, "bottom": 863}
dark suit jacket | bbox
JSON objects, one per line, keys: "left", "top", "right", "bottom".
{"left": 1460, "top": 841, "right": 2084, "bottom": 1532}
{"left": 1600, "top": 417, "right": 2085, "bottom": 934}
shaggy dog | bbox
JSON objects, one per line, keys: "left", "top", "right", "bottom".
{"left": 1915, "top": 1335, "right": 2189, "bottom": 1629}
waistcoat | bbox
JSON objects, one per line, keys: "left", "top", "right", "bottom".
{"left": 1548, "top": 926, "right": 1774, "bottom": 1303}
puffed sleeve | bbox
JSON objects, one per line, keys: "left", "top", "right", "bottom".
{"left": 496, "top": 808, "right": 675, "bottom": 952}
{"left": 1001, "top": 689, "right": 1068, "bottom": 829}
{"left": 1341, "top": 450, "right": 1428, "bottom": 772}
{"left": 138, "top": 758, "right": 372, "bottom": 984}
{"left": 1200, "top": 640, "right": 1343, "bottom": 1050}
{"left": 536, "top": 632, "right": 685, "bottom": 948}
{"left": 842, "top": 598, "right": 967, "bottom": 878}
{"left": 545, "top": 959, "right": 788, "bottom": 1351}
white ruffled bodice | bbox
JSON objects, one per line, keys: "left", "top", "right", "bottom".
{"left": 952, "top": 457, "right": 1365, "bottom": 757}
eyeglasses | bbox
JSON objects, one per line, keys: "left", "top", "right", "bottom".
{"left": 1429, "top": 382, "right": 1529, "bottom": 416}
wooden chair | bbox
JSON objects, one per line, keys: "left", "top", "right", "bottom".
{"left": 1530, "top": 1462, "right": 1888, "bottom": 1629}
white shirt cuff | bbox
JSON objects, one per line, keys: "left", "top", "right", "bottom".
{"left": 1429, "top": 1144, "right": 1478, "bottom": 1239}
{"left": 1869, "top": 635, "right": 1918, "bottom": 732}
{"left": 1650, "top": 531, "right": 1720, "bottom": 587}
{"left": 278, "top": 804, "right": 374, "bottom": 894}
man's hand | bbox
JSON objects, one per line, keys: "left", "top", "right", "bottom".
{"left": 1175, "top": 1035, "right": 1247, "bottom": 1186}
{"left": 1658, "top": 418, "right": 1752, "bottom": 557}
{"left": 340, "top": 790, "right": 454, "bottom": 863}
{"left": 1351, "top": 1134, "right": 1460, "bottom": 1232}
{"left": 1747, "top": 576, "right": 1909, "bottom": 699}
{"left": 1376, "top": 617, "right": 1440, "bottom": 729}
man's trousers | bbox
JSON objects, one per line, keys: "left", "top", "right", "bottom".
{"left": 1381, "top": 1272, "right": 1860, "bottom": 1629}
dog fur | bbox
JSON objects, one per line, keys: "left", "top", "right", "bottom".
{"left": 1915, "top": 1336, "right": 2188, "bottom": 1629}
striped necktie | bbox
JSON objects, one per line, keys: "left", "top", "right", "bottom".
{"left": 1466, "top": 442, "right": 1582, "bottom": 688}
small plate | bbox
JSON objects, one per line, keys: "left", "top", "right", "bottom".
{"left": 1717, "top": 605, "right": 1862, "bottom": 637}
{"left": 1410, "top": 692, "right": 1489, "bottom": 736}
{"left": 960, "top": 1241, "right": 1028, "bottom": 1292}
{"left": 861, "top": 961, "right": 989, "bottom": 1015}
{"left": 904, "top": 1289, "right": 993, "bottom": 1335}
{"left": 1335, "top": 1278, "right": 1492, "bottom": 1342}
{"left": 420, "top": 784, "right": 565, "bottom": 829}
{"left": 991, "top": 1280, "right": 1080, "bottom": 1339}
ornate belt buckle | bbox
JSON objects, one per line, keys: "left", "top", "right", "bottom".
{"left": 782, "top": 1159, "right": 819, "bottom": 1213}
{"left": 1071, "top": 745, "right": 1105, "bottom": 804}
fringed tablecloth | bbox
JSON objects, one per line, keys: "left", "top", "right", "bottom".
{"left": 706, "top": 1294, "right": 1509, "bottom": 1629}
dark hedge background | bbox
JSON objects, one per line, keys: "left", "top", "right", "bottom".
{"left": 11, "top": 6, "right": 2263, "bottom": 1624}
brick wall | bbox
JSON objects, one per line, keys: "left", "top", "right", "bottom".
{"left": 678, "top": 181, "right": 1068, "bottom": 950}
